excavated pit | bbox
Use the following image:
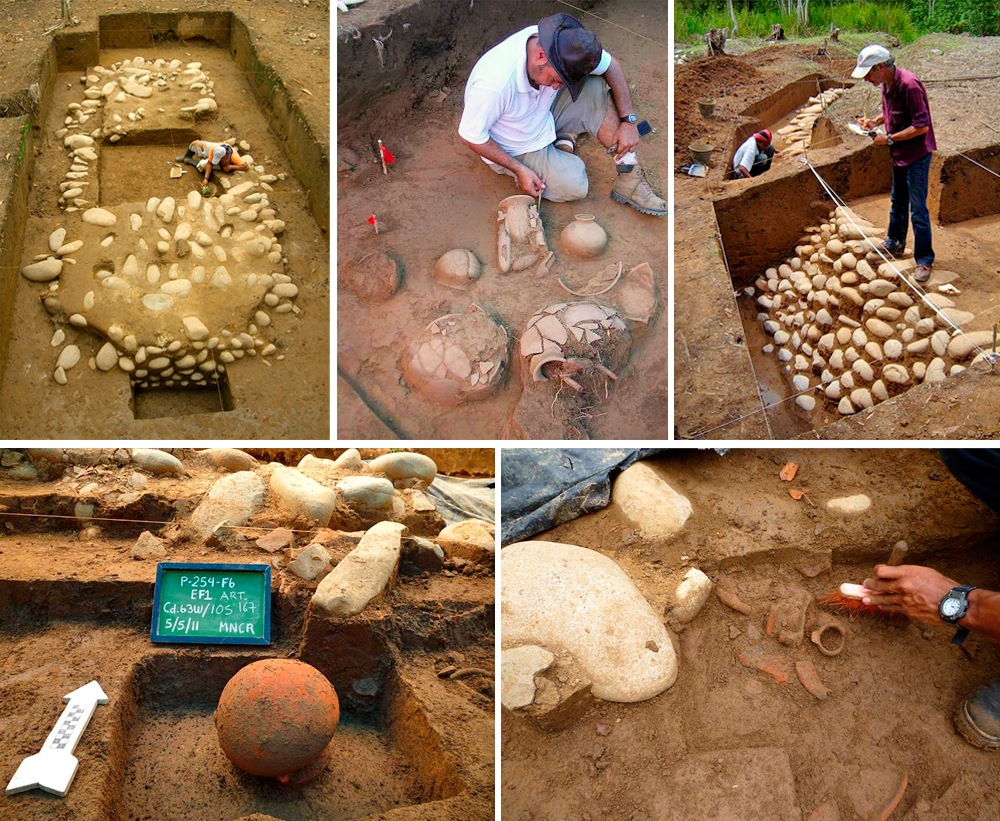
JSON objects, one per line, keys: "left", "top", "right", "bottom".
{"left": 714, "top": 145, "right": 1000, "bottom": 438}
{"left": 0, "top": 12, "right": 329, "bottom": 438}
{"left": 0, "top": 448, "right": 494, "bottom": 821}
{"left": 725, "top": 75, "right": 852, "bottom": 179}
{"left": 336, "top": 0, "right": 670, "bottom": 440}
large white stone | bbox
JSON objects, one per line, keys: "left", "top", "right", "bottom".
{"left": 611, "top": 461, "right": 692, "bottom": 541}
{"left": 501, "top": 541, "right": 678, "bottom": 702}
{"left": 21, "top": 258, "right": 63, "bottom": 282}
{"left": 131, "top": 448, "right": 185, "bottom": 475}
{"left": 270, "top": 466, "right": 336, "bottom": 525}
{"left": 82, "top": 208, "right": 117, "bottom": 227}
{"left": 311, "top": 521, "right": 407, "bottom": 615}
{"left": 368, "top": 452, "right": 437, "bottom": 485}
{"left": 501, "top": 645, "right": 555, "bottom": 710}
{"left": 190, "top": 471, "right": 266, "bottom": 536}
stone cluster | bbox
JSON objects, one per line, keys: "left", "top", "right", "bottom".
{"left": 22, "top": 57, "right": 299, "bottom": 390}
{"left": 776, "top": 87, "right": 844, "bottom": 157}
{"left": 748, "top": 206, "right": 979, "bottom": 416}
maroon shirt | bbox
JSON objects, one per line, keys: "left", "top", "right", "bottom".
{"left": 881, "top": 66, "right": 936, "bottom": 166}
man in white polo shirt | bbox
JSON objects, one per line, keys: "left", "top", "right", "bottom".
{"left": 458, "top": 13, "right": 666, "bottom": 216}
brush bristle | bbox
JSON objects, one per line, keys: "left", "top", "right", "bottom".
{"left": 816, "top": 592, "right": 909, "bottom": 624}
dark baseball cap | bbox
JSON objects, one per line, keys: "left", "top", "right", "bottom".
{"left": 537, "top": 13, "right": 602, "bottom": 101}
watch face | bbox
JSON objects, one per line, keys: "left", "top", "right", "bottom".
{"left": 941, "top": 597, "right": 962, "bottom": 618}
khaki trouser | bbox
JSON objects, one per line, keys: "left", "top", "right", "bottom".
{"left": 491, "top": 76, "right": 611, "bottom": 202}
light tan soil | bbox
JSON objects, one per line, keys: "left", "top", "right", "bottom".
{"left": 502, "top": 448, "right": 1000, "bottom": 821}
{"left": 336, "top": 0, "right": 670, "bottom": 440}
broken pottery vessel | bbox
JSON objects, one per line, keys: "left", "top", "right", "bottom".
{"left": 402, "top": 304, "right": 508, "bottom": 405}
{"left": 519, "top": 301, "right": 631, "bottom": 393}
{"left": 618, "top": 262, "right": 657, "bottom": 323}
{"left": 497, "top": 194, "right": 553, "bottom": 275}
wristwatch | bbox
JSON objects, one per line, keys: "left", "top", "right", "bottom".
{"left": 620, "top": 113, "right": 638, "bottom": 124}
{"left": 886, "top": 133, "right": 895, "bottom": 145}
{"left": 939, "top": 585, "right": 977, "bottom": 645}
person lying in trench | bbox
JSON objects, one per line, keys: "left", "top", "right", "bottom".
{"left": 458, "top": 12, "right": 667, "bottom": 217}
{"left": 176, "top": 140, "right": 250, "bottom": 193}
{"left": 732, "top": 129, "right": 774, "bottom": 179}
{"left": 862, "top": 449, "right": 1000, "bottom": 749}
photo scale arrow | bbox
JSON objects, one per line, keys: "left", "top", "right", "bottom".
{"left": 5, "top": 680, "right": 109, "bottom": 797}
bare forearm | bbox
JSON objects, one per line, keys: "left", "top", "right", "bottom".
{"left": 961, "top": 589, "right": 1000, "bottom": 643}
{"left": 890, "top": 125, "right": 929, "bottom": 142}
{"left": 461, "top": 137, "right": 523, "bottom": 174}
{"left": 603, "top": 57, "right": 635, "bottom": 120}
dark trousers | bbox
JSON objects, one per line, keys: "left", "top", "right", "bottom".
{"left": 941, "top": 449, "right": 1000, "bottom": 518}
{"left": 750, "top": 144, "right": 774, "bottom": 177}
{"left": 888, "top": 152, "right": 934, "bottom": 267}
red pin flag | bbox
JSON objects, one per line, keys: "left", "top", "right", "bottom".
{"left": 377, "top": 139, "right": 395, "bottom": 175}
{"left": 368, "top": 214, "right": 379, "bottom": 235}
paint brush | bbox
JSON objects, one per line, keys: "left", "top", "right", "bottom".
{"left": 817, "top": 540, "right": 909, "bottom": 623}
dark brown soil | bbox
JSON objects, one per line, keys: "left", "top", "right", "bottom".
{"left": 502, "top": 448, "right": 1000, "bottom": 821}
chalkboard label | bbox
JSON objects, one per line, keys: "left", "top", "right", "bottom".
{"left": 151, "top": 563, "right": 271, "bottom": 645}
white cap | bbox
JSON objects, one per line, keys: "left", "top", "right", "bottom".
{"left": 852, "top": 44, "right": 892, "bottom": 78}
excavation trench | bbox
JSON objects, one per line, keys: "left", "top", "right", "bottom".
{"left": 714, "top": 143, "right": 1000, "bottom": 438}
{"left": 501, "top": 448, "right": 1000, "bottom": 821}
{"left": 0, "top": 11, "right": 329, "bottom": 438}
{"left": 724, "top": 75, "right": 852, "bottom": 179}
{"left": 0, "top": 576, "right": 487, "bottom": 821}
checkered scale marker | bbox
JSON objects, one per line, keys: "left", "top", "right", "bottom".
{"left": 50, "top": 704, "right": 86, "bottom": 750}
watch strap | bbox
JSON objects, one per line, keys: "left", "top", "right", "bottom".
{"left": 953, "top": 626, "right": 970, "bottom": 646}
{"left": 620, "top": 113, "right": 637, "bottom": 124}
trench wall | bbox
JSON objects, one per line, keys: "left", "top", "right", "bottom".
{"left": 938, "top": 144, "right": 1000, "bottom": 224}
{"left": 337, "top": 0, "right": 608, "bottom": 125}
{"left": 739, "top": 74, "right": 850, "bottom": 121}
{"left": 714, "top": 143, "right": 893, "bottom": 285}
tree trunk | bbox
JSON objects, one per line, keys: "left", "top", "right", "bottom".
{"left": 727, "top": 0, "right": 738, "bottom": 38}
{"left": 828, "top": 20, "right": 840, "bottom": 40}
{"left": 705, "top": 28, "right": 727, "bottom": 56}
{"left": 767, "top": 23, "right": 785, "bottom": 42}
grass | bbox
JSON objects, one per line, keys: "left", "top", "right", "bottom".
{"left": 676, "top": 2, "right": 921, "bottom": 44}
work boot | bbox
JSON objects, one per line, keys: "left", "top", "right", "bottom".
{"left": 914, "top": 264, "right": 933, "bottom": 282}
{"left": 611, "top": 163, "right": 667, "bottom": 216}
{"left": 955, "top": 677, "right": 1000, "bottom": 748}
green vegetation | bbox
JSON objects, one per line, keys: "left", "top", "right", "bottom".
{"left": 17, "top": 121, "right": 29, "bottom": 169}
{"left": 676, "top": 0, "right": 1000, "bottom": 41}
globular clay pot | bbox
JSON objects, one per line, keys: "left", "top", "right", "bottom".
{"left": 560, "top": 215, "right": 607, "bottom": 259}
{"left": 434, "top": 248, "right": 482, "bottom": 290}
{"left": 216, "top": 659, "right": 339, "bottom": 780}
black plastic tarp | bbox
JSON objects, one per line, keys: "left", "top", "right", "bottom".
{"left": 500, "top": 448, "right": 664, "bottom": 546}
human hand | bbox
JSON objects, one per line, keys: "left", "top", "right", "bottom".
{"left": 858, "top": 117, "right": 875, "bottom": 130}
{"left": 872, "top": 132, "right": 889, "bottom": 146}
{"left": 612, "top": 121, "right": 640, "bottom": 160}
{"left": 861, "top": 564, "right": 960, "bottom": 625}
{"left": 516, "top": 165, "right": 545, "bottom": 198}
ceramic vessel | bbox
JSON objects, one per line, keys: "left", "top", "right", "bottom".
{"left": 560, "top": 215, "right": 607, "bottom": 259}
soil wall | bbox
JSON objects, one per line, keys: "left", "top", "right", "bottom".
{"left": 714, "top": 143, "right": 892, "bottom": 285}
{"left": 336, "top": 0, "right": 608, "bottom": 127}
{"left": 938, "top": 144, "right": 1000, "bottom": 225}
